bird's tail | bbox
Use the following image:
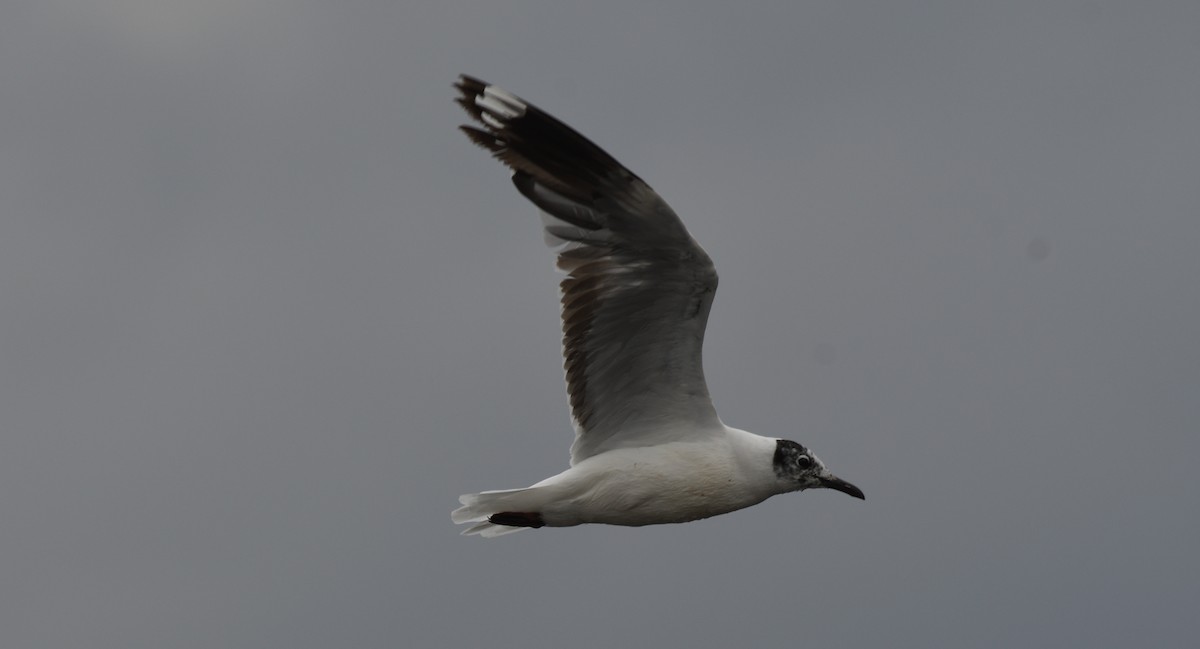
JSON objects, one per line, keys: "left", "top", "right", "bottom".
{"left": 451, "top": 487, "right": 547, "bottom": 538}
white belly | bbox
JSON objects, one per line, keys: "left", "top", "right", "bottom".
{"left": 533, "top": 441, "right": 775, "bottom": 527}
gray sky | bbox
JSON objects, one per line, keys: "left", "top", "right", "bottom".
{"left": 2, "top": 1, "right": 1197, "bottom": 647}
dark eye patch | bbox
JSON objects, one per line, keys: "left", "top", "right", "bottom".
{"left": 796, "top": 456, "right": 812, "bottom": 469}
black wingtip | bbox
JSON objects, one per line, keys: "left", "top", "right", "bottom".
{"left": 452, "top": 74, "right": 646, "bottom": 207}
{"left": 454, "top": 75, "right": 489, "bottom": 121}
{"left": 453, "top": 74, "right": 488, "bottom": 100}
{"left": 459, "top": 125, "right": 504, "bottom": 153}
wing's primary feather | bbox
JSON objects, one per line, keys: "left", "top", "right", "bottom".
{"left": 455, "top": 75, "right": 722, "bottom": 463}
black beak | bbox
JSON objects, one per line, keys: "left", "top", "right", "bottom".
{"left": 819, "top": 475, "right": 865, "bottom": 500}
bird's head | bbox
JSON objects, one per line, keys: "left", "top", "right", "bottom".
{"left": 773, "top": 439, "right": 865, "bottom": 500}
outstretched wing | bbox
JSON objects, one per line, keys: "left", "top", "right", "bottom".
{"left": 455, "top": 75, "right": 723, "bottom": 464}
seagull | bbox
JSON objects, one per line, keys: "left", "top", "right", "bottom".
{"left": 451, "top": 75, "right": 864, "bottom": 538}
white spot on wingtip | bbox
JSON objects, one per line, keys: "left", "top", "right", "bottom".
{"left": 475, "top": 84, "right": 527, "bottom": 121}
{"left": 480, "top": 110, "right": 505, "bottom": 130}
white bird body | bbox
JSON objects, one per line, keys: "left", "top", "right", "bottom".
{"left": 454, "top": 428, "right": 784, "bottom": 536}
{"left": 451, "top": 75, "right": 863, "bottom": 537}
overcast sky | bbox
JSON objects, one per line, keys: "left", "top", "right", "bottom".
{"left": 2, "top": 2, "right": 1198, "bottom": 647}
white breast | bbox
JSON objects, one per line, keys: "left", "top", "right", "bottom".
{"left": 533, "top": 429, "right": 782, "bottom": 527}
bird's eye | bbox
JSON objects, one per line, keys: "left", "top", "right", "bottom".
{"left": 796, "top": 456, "right": 812, "bottom": 469}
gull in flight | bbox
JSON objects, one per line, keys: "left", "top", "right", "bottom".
{"left": 451, "top": 75, "right": 864, "bottom": 537}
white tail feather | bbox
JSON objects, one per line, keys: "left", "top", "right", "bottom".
{"left": 451, "top": 487, "right": 545, "bottom": 537}
{"left": 461, "top": 520, "right": 530, "bottom": 538}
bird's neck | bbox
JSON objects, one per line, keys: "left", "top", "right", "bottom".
{"left": 724, "top": 427, "right": 790, "bottom": 494}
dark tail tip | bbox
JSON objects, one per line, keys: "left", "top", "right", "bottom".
{"left": 488, "top": 512, "right": 545, "bottom": 528}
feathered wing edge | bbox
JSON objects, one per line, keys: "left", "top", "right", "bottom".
{"left": 453, "top": 75, "right": 721, "bottom": 464}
